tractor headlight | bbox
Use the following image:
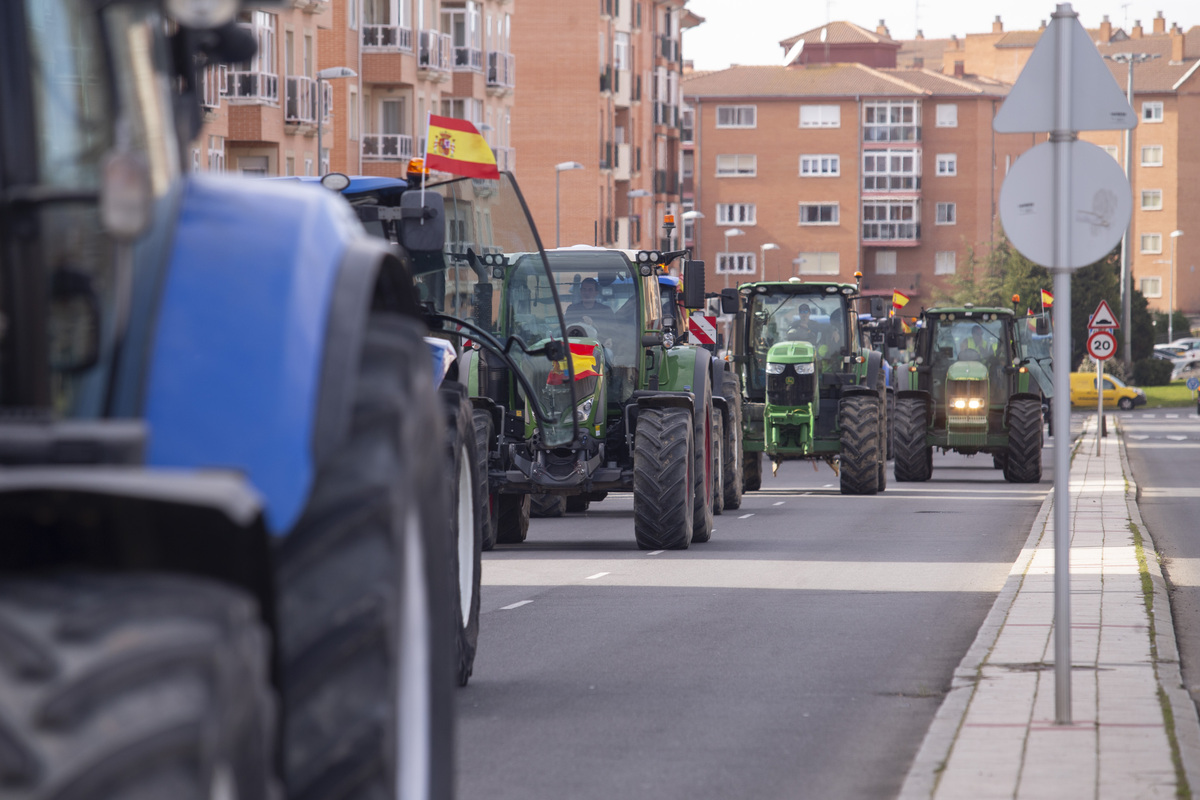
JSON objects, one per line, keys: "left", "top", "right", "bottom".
{"left": 575, "top": 397, "right": 594, "bottom": 421}
{"left": 766, "top": 362, "right": 786, "bottom": 374}
{"left": 953, "top": 399, "right": 967, "bottom": 410}
{"left": 794, "top": 363, "right": 815, "bottom": 374}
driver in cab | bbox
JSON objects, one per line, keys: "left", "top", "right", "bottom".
{"left": 566, "top": 278, "right": 613, "bottom": 324}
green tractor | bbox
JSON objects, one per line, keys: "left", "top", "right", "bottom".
{"left": 461, "top": 246, "right": 727, "bottom": 550}
{"left": 722, "top": 277, "right": 891, "bottom": 495}
{"left": 892, "top": 303, "right": 1049, "bottom": 483}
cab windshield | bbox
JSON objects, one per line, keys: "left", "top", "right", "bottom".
{"left": 930, "top": 316, "right": 1013, "bottom": 404}
{"left": 747, "top": 292, "right": 849, "bottom": 392}
{"left": 1014, "top": 311, "right": 1054, "bottom": 398}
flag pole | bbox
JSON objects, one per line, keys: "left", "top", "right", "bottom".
{"left": 419, "top": 110, "right": 431, "bottom": 224}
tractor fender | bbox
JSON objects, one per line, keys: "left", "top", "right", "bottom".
{"left": 1005, "top": 392, "right": 1045, "bottom": 424}
{"left": 143, "top": 175, "right": 398, "bottom": 536}
{"left": 657, "top": 345, "right": 702, "bottom": 396}
{"left": 842, "top": 350, "right": 884, "bottom": 397}
{"left": 897, "top": 389, "right": 932, "bottom": 404}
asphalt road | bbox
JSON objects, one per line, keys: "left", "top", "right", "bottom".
{"left": 456, "top": 440, "right": 1057, "bottom": 799}
{"left": 1121, "top": 406, "right": 1200, "bottom": 716}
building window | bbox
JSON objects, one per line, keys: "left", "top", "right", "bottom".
{"left": 1102, "top": 145, "right": 1119, "bottom": 160}
{"left": 935, "top": 251, "right": 956, "bottom": 275}
{"left": 799, "top": 203, "right": 839, "bottom": 225}
{"left": 863, "top": 99, "right": 920, "bottom": 142}
{"left": 716, "top": 253, "right": 756, "bottom": 274}
{"left": 1141, "top": 145, "right": 1163, "bottom": 166}
{"left": 862, "top": 200, "right": 919, "bottom": 241}
{"left": 1142, "top": 101, "right": 1163, "bottom": 123}
{"left": 1140, "top": 277, "right": 1162, "bottom": 298}
{"left": 191, "top": 149, "right": 201, "bottom": 172}
{"left": 1141, "top": 190, "right": 1163, "bottom": 210}
{"left": 800, "top": 104, "right": 840, "bottom": 128}
{"left": 285, "top": 155, "right": 295, "bottom": 176}
{"left": 1141, "top": 233, "right": 1162, "bottom": 253}
{"left": 936, "top": 103, "right": 957, "bottom": 127}
{"left": 863, "top": 149, "right": 919, "bottom": 190}
{"left": 239, "top": 155, "right": 270, "bottom": 176}
{"left": 716, "top": 154, "right": 756, "bottom": 176}
{"left": 800, "top": 154, "right": 840, "bottom": 176}
{"left": 936, "top": 154, "right": 957, "bottom": 176}
{"left": 936, "top": 202, "right": 956, "bottom": 224}
{"left": 796, "top": 252, "right": 839, "bottom": 275}
{"left": 717, "top": 203, "right": 756, "bottom": 225}
{"left": 875, "top": 251, "right": 897, "bottom": 275}
{"left": 716, "top": 105, "right": 756, "bottom": 128}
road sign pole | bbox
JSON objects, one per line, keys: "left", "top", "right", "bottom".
{"left": 1096, "top": 354, "right": 1104, "bottom": 454}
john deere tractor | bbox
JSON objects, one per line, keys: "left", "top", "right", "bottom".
{"left": 893, "top": 304, "right": 1048, "bottom": 483}
{"left": 461, "top": 246, "right": 727, "bottom": 550}
{"left": 723, "top": 277, "right": 890, "bottom": 495}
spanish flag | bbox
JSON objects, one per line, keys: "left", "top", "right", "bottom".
{"left": 892, "top": 290, "right": 910, "bottom": 310}
{"left": 546, "top": 343, "right": 601, "bottom": 385}
{"left": 1041, "top": 289, "right": 1054, "bottom": 308}
{"left": 424, "top": 113, "right": 499, "bottom": 180}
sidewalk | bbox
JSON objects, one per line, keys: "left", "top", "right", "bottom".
{"left": 900, "top": 414, "right": 1200, "bottom": 799}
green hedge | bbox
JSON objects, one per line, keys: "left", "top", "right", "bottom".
{"left": 1132, "top": 357, "right": 1174, "bottom": 386}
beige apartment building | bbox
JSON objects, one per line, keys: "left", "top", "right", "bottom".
{"left": 510, "top": 0, "right": 699, "bottom": 250}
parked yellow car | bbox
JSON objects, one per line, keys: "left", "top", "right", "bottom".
{"left": 1069, "top": 372, "right": 1146, "bottom": 410}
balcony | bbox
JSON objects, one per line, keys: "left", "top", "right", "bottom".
{"left": 486, "top": 51, "right": 515, "bottom": 91}
{"left": 362, "top": 133, "right": 415, "bottom": 161}
{"left": 284, "top": 76, "right": 318, "bottom": 124}
{"left": 362, "top": 24, "right": 414, "bottom": 52}
{"left": 654, "top": 102, "right": 677, "bottom": 127}
{"left": 658, "top": 35, "right": 679, "bottom": 61}
{"left": 614, "top": 144, "right": 631, "bottom": 181}
{"left": 600, "top": 66, "right": 613, "bottom": 93}
{"left": 418, "top": 31, "right": 452, "bottom": 79}
{"left": 863, "top": 125, "right": 922, "bottom": 143}
{"left": 453, "top": 47, "right": 483, "bottom": 72}
{"left": 862, "top": 222, "right": 921, "bottom": 245}
{"left": 653, "top": 170, "right": 678, "bottom": 195}
{"left": 614, "top": 69, "right": 631, "bottom": 107}
{"left": 600, "top": 140, "right": 614, "bottom": 170}
{"left": 494, "top": 146, "right": 515, "bottom": 173}
{"left": 863, "top": 175, "right": 922, "bottom": 192}
{"left": 225, "top": 70, "right": 279, "bottom": 103}
{"left": 201, "top": 65, "right": 226, "bottom": 111}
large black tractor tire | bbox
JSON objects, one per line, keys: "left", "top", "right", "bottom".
{"left": 441, "top": 385, "right": 484, "bottom": 687}
{"left": 719, "top": 372, "right": 745, "bottom": 510}
{"left": 743, "top": 449, "right": 763, "bottom": 492}
{"left": 473, "top": 409, "right": 497, "bottom": 551}
{"left": 565, "top": 495, "right": 591, "bottom": 513}
{"left": 876, "top": 372, "right": 889, "bottom": 491}
{"left": 530, "top": 493, "right": 566, "bottom": 518}
{"left": 274, "top": 315, "right": 455, "bottom": 800}
{"left": 1003, "top": 398, "right": 1044, "bottom": 483}
{"left": 495, "top": 494, "right": 531, "bottom": 544}
{"left": 691, "top": 371, "right": 715, "bottom": 544}
{"left": 893, "top": 396, "right": 932, "bottom": 482}
{"left": 0, "top": 573, "right": 276, "bottom": 800}
{"left": 886, "top": 390, "right": 896, "bottom": 460}
{"left": 839, "top": 394, "right": 882, "bottom": 495}
{"left": 633, "top": 406, "right": 695, "bottom": 550}
{"left": 712, "top": 412, "right": 725, "bottom": 516}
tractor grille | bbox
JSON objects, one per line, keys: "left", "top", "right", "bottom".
{"left": 767, "top": 367, "right": 815, "bottom": 408}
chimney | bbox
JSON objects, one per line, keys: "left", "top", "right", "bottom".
{"left": 1153, "top": 11, "right": 1166, "bottom": 35}
{"left": 954, "top": 60, "right": 965, "bottom": 78}
{"left": 1132, "top": 20, "right": 1143, "bottom": 38}
{"left": 1099, "top": 15, "right": 1112, "bottom": 42}
{"left": 915, "top": 30, "right": 925, "bottom": 40}
{"left": 1172, "top": 24, "right": 1184, "bottom": 62}
{"left": 1039, "top": 20, "right": 1047, "bottom": 30}
{"left": 992, "top": 15, "right": 1003, "bottom": 34}
{"left": 877, "top": 19, "right": 890, "bottom": 37}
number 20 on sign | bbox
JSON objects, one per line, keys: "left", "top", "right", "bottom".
{"left": 1087, "top": 329, "right": 1117, "bottom": 361}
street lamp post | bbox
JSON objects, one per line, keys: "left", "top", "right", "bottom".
{"left": 1170, "top": 229, "right": 1184, "bottom": 343}
{"left": 316, "top": 66, "right": 357, "bottom": 177}
{"left": 722, "top": 228, "right": 744, "bottom": 288}
{"left": 627, "top": 189, "right": 651, "bottom": 247}
{"left": 760, "top": 243, "right": 780, "bottom": 282}
{"left": 682, "top": 210, "right": 705, "bottom": 256}
{"left": 555, "top": 161, "right": 585, "bottom": 247}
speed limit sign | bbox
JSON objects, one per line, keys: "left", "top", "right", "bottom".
{"left": 1087, "top": 329, "right": 1117, "bottom": 360}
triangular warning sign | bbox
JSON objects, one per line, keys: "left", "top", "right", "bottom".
{"left": 993, "top": 11, "right": 1136, "bottom": 134}
{"left": 1088, "top": 299, "right": 1119, "bottom": 329}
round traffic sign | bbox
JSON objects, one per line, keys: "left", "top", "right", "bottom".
{"left": 1086, "top": 329, "right": 1117, "bottom": 360}
{"left": 1188, "top": 377, "right": 1200, "bottom": 391}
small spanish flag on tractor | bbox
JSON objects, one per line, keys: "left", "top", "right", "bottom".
{"left": 546, "top": 343, "right": 602, "bottom": 385}
{"left": 892, "top": 289, "right": 910, "bottom": 310}
{"left": 1041, "top": 289, "right": 1054, "bottom": 308}
{"left": 423, "top": 113, "right": 500, "bottom": 180}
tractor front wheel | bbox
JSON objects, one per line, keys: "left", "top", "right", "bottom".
{"left": 893, "top": 397, "right": 932, "bottom": 482}
{"left": 495, "top": 494, "right": 531, "bottom": 544}
{"left": 1003, "top": 398, "right": 1044, "bottom": 483}
{"left": 530, "top": 493, "right": 566, "bottom": 518}
{"left": 743, "top": 449, "right": 762, "bottom": 492}
{"left": 839, "top": 394, "right": 882, "bottom": 495}
{"left": 633, "top": 406, "right": 694, "bottom": 550}
{"left": 720, "top": 372, "right": 745, "bottom": 510}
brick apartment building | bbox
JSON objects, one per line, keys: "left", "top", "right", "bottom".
{"left": 509, "top": 0, "right": 699, "bottom": 250}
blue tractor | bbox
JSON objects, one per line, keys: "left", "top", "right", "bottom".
{"left": 0, "top": 1, "right": 576, "bottom": 796}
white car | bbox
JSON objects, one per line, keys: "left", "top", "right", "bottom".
{"left": 1168, "top": 337, "right": 1200, "bottom": 353}
{"left": 1172, "top": 357, "right": 1200, "bottom": 382}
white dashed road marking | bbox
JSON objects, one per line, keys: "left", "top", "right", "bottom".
{"left": 773, "top": 501, "right": 785, "bottom": 506}
{"left": 646, "top": 550, "right": 664, "bottom": 556}
{"left": 585, "top": 572, "right": 610, "bottom": 580}
{"left": 500, "top": 600, "right": 533, "bottom": 610}
{"left": 738, "top": 513, "right": 755, "bottom": 519}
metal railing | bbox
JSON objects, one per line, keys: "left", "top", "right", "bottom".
{"left": 285, "top": 76, "right": 318, "bottom": 124}
{"left": 861, "top": 222, "right": 921, "bottom": 242}
{"left": 419, "top": 30, "right": 452, "bottom": 71}
{"left": 654, "top": 102, "right": 678, "bottom": 127}
{"left": 486, "top": 51, "right": 515, "bottom": 87}
{"left": 362, "top": 24, "right": 414, "bottom": 51}
{"left": 863, "top": 125, "right": 922, "bottom": 143}
{"left": 361, "top": 133, "right": 415, "bottom": 161}
{"left": 225, "top": 70, "right": 279, "bottom": 103}
{"left": 659, "top": 35, "right": 679, "bottom": 61}
{"left": 453, "top": 46, "right": 483, "bottom": 71}
{"left": 201, "top": 65, "right": 226, "bottom": 109}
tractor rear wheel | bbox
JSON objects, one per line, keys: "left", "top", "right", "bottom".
{"left": 633, "top": 406, "right": 694, "bottom": 550}
{"left": 839, "top": 394, "right": 882, "bottom": 495}
{"left": 473, "top": 409, "right": 497, "bottom": 551}
{"left": 1003, "top": 398, "right": 1044, "bottom": 483}
{"left": 691, "top": 371, "right": 715, "bottom": 544}
{"left": 886, "top": 390, "right": 896, "bottom": 460}
{"left": 565, "top": 495, "right": 590, "bottom": 513}
{"left": 743, "top": 449, "right": 762, "bottom": 492}
{"left": 712, "top": 412, "right": 725, "bottom": 516}
{"left": 720, "top": 372, "right": 744, "bottom": 510}
{"left": 893, "top": 397, "right": 932, "bottom": 482}
{"left": 495, "top": 494, "right": 531, "bottom": 544}
{"left": 530, "top": 493, "right": 566, "bottom": 518}
{"left": 441, "top": 385, "right": 483, "bottom": 687}
{"left": 0, "top": 573, "right": 276, "bottom": 800}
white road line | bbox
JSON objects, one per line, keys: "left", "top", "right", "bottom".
{"left": 646, "top": 550, "right": 664, "bottom": 556}
{"left": 1145, "top": 414, "right": 1157, "bottom": 418}
{"left": 1128, "top": 434, "right": 1150, "bottom": 440}
{"left": 738, "top": 513, "right": 755, "bottom": 519}
{"left": 773, "top": 501, "right": 785, "bottom": 506}
{"left": 1167, "top": 414, "right": 1180, "bottom": 419}
{"left": 500, "top": 600, "right": 532, "bottom": 610}
{"left": 823, "top": 484, "right": 834, "bottom": 488}
{"left": 585, "top": 572, "right": 610, "bottom": 580}
{"left": 1167, "top": 435, "right": 1188, "bottom": 441}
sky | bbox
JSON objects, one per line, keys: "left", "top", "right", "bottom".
{"left": 681, "top": 0, "right": 1199, "bottom": 72}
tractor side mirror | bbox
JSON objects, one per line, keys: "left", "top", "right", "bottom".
{"left": 719, "top": 287, "right": 740, "bottom": 315}
{"left": 399, "top": 190, "right": 445, "bottom": 254}
{"left": 682, "top": 260, "right": 705, "bottom": 309}
{"left": 641, "top": 331, "right": 665, "bottom": 347}
{"left": 1036, "top": 316, "right": 1050, "bottom": 336}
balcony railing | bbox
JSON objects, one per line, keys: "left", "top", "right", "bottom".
{"left": 654, "top": 102, "right": 678, "bottom": 127}
{"left": 862, "top": 222, "right": 921, "bottom": 242}
{"left": 225, "top": 70, "right": 279, "bottom": 103}
{"left": 863, "top": 175, "right": 922, "bottom": 192}
{"left": 486, "top": 51, "right": 515, "bottom": 88}
{"left": 418, "top": 30, "right": 452, "bottom": 72}
{"left": 201, "top": 65, "right": 226, "bottom": 110}
{"left": 362, "top": 133, "right": 415, "bottom": 161}
{"left": 863, "top": 125, "right": 922, "bottom": 143}
{"left": 363, "top": 24, "right": 414, "bottom": 51}
{"left": 653, "top": 170, "right": 678, "bottom": 195}
{"left": 658, "top": 35, "right": 679, "bottom": 61}
{"left": 284, "top": 76, "right": 318, "bottom": 124}
{"left": 453, "top": 46, "right": 483, "bottom": 71}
